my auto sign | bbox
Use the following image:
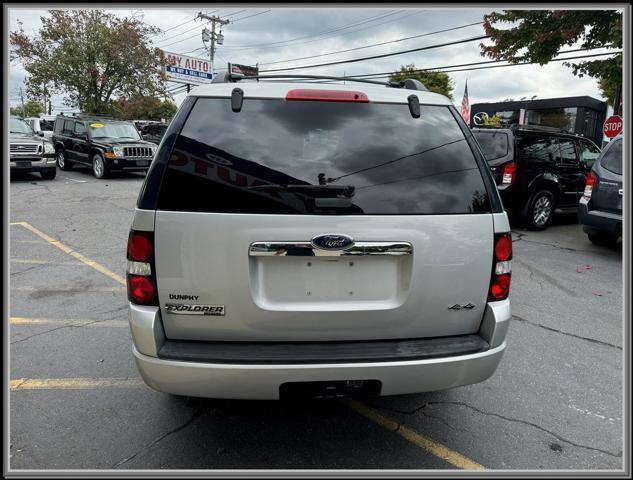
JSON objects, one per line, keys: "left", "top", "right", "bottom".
{"left": 603, "top": 115, "right": 623, "bottom": 139}
{"left": 162, "top": 51, "right": 213, "bottom": 85}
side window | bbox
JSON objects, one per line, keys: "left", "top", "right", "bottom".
{"left": 556, "top": 139, "right": 580, "bottom": 167}
{"left": 600, "top": 139, "right": 622, "bottom": 175}
{"left": 74, "top": 122, "right": 87, "bottom": 137}
{"left": 62, "top": 119, "right": 75, "bottom": 136}
{"left": 54, "top": 119, "right": 64, "bottom": 134}
{"left": 578, "top": 140, "right": 600, "bottom": 167}
{"left": 517, "top": 135, "right": 556, "bottom": 165}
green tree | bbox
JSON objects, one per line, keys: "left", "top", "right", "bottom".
{"left": 10, "top": 100, "right": 44, "bottom": 117}
{"left": 482, "top": 114, "right": 502, "bottom": 127}
{"left": 115, "top": 96, "right": 177, "bottom": 121}
{"left": 10, "top": 10, "right": 168, "bottom": 114}
{"left": 480, "top": 10, "right": 622, "bottom": 105}
{"left": 389, "top": 64, "right": 455, "bottom": 100}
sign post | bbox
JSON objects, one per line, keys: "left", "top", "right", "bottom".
{"left": 603, "top": 115, "right": 623, "bottom": 139}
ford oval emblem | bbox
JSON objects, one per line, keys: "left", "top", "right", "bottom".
{"left": 311, "top": 233, "right": 355, "bottom": 251}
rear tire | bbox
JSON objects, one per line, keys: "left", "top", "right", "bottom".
{"left": 524, "top": 190, "right": 555, "bottom": 231}
{"left": 56, "top": 149, "right": 72, "bottom": 171}
{"left": 92, "top": 153, "right": 109, "bottom": 179}
{"left": 587, "top": 232, "right": 618, "bottom": 247}
{"left": 40, "top": 169, "right": 57, "bottom": 180}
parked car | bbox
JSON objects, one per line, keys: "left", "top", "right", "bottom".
{"left": 579, "top": 135, "right": 622, "bottom": 246}
{"left": 9, "top": 116, "right": 57, "bottom": 180}
{"left": 126, "top": 77, "right": 513, "bottom": 400}
{"left": 140, "top": 123, "right": 168, "bottom": 145}
{"left": 24, "top": 116, "right": 55, "bottom": 140}
{"left": 52, "top": 115, "right": 157, "bottom": 179}
{"left": 472, "top": 126, "right": 601, "bottom": 230}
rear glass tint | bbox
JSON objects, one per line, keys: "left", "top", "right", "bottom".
{"left": 157, "top": 98, "right": 490, "bottom": 215}
{"left": 601, "top": 139, "right": 622, "bottom": 175}
{"left": 473, "top": 131, "right": 509, "bottom": 162}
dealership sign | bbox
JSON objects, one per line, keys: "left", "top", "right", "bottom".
{"left": 603, "top": 115, "right": 623, "bottom": 139}
{"left": 163, "top": 51, "right": 213, "bottom": 85}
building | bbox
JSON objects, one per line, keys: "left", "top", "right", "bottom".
{"left": 469, "top": 96, "right": 608, "bottom": 146}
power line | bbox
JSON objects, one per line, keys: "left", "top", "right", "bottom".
{"left": 149, "top": 14, "right": 202, "bottom": 37}
{"left": 260, "top": 35, "right": 489, "bottom": 73}
{"left": 229, "top": 10, "right": 272, "bottom": 23}
{"left": 258, "top": 21, "right": 484, "bottom": 67}
{"left": 220, "top": 9, "right": 247, "bottom": 19}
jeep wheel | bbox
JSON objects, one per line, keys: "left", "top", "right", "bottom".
{"left": 587, "top": 232, "right": 618, "bottom": 247}
{"left": 525, "top": 190, "right": 555, "bottom": 231}
{"left": 57, "top": 149, "right": 72, "bottom": 171}
{"left": 92, "top": 153, "right": 109, "bottom": 179}
{"left": 40, "top": 168, "right": 57, "bottom": 180}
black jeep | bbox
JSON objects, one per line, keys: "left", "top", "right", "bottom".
{"left": 472, "top": 126, "right": 601, "bottom": 230}
{"left": 52, "top": 115, "right": 157, "bottom": 179}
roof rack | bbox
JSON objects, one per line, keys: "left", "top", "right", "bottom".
{"left": 508, "top": 124, "right": 580, "bottom": 136}
{"left": 213, "top": 72, "right": 429, "bottom": 91}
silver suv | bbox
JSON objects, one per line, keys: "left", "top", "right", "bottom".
{"left": 127, "top": 77, "right": 512, "bottom": 400}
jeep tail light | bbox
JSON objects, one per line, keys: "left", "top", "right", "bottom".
{"left": 583, "top": 172, "right": 596, "bottom": 199}
{"left": 285, "top": 89, "right": 369, "bottom": 103}
{"left": 501, "top": 162, "right": 516, "bottom": 185}
{"left": 126, "top": 230, "right": 158, "bottom": 306}
{"left": 489, "top": 233, "right": 512, "bottom": 301}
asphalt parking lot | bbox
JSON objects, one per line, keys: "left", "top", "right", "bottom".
{"left": 9, "top": 166, "right": 623, "bottom": 471}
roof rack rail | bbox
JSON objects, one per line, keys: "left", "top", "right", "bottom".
{"left": 508, "top": 124, "right": 580, "bottom": 136}
{"left": 214, "top": 73, "right": 429, "bottom": 91}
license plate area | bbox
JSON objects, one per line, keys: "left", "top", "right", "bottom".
{"left": 136, "top": 160, "right": 149, "bottom": 166}
{"left": 16, "top": 161, "right": 32, "bottom": 168}
{"left": 279, "top": 380, "right": 381, "bottom": 400}
{"left": 249, "top": 255, "right": 412, "bottom": 311}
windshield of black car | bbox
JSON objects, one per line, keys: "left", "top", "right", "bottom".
{"left": 158, "top": 98, "right": 490, "bottom": 215}
{"left": 473, "top": 130, "right": 509, "bottom": 163}
{"left": 89, "top": 122, "right": 141, "bottom": 140}
{"left": 10, "top": 118, "right": 34, "bottom": 135}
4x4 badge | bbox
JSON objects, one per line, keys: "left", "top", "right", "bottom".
{"left": 448, "top": 303, "right": 475, "bottom": 310}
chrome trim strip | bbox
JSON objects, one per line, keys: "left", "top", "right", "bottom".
{"left": 249, "top": 241, "right": 413, "bottom": 257}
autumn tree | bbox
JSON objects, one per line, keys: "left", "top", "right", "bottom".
{"left": 389, "top": 65, "right": 455, "bottom": 100}
{"left": 480, "top": 10, "right": 622, "bottom": 104}
{"left": 10, "top": 10, "right": 168, "bottom": 114}
{"left": 10, "top": 100, "right": 44, "bottom": 118}
{"left": 115, "top": 96, "right": 178, "bottom": 121}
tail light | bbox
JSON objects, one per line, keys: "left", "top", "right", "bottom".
{"left": 489, "top": 233, "right": 512, "bottom": 301}
{"left": 285, "top": 89, "right": 369, "bottom": 103}
{"left": 126, "top": 230, "right": 158, "bottom": 306}
{"left": 583, "top": 172, "right": 596, "bottom": 199}
{"left": 501, "top": 162, "right": 516, "bottom": 185}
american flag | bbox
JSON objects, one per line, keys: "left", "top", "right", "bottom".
{"left": 460, "top": 80, "right": 470, "bottom": 124}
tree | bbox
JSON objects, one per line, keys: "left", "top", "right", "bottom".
{"left": 480, "top": 10, "right": 622, "bottom": 104}
{"left": 10, "top": 10, "right": 168, "bottom": 114}
{"left": 10, "top": 100, "right": 44, "bottom": 117}
{"left": 482, "top": 114, "right": 502, "bottom": 127}
{"left": 389, "top": 64, "right": 455, "bottom": 100}
{"left": 115, "top": 96, "right": 177, "bottom": 120}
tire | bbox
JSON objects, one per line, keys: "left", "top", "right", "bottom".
{"left": 40, "top": 168, "right": 57, "bottom": 180}
{"left": 92, "top": 153, "right": 109, "bottom": 179}
{"left": 587, "top": 232, "right": 618, "bottom": 247}
{"left": 56, "top": 149, "right": 72, "bottom": 171}
{"left": 524, "top": 190, "right": 555, "bottom": 231}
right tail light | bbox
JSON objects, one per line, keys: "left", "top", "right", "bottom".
{"left": 489, "top": 233, "right": 512, "bottom": 301}
{"left": 583, "top": 172, "right": 596, "bottom": 199}
{"left": 501, "top": 162, "right": 516, "bottom": 186}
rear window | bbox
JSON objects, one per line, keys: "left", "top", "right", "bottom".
{"left": 473, "top": 130, "right": 509, "bottom": 162}
{"left": 157, "top": 97, "right": 490, "bottom": 215}
{"left": 601, "top": 139, "right": 622, "bottom": 175}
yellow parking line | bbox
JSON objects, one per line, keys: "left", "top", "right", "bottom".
{"left": 11, "top": 221, "right": 126, "bottom": 286}
{"left": 10, "top": 378, "right": 145, "bottom": 391}
{"left": 11, "top": 258, "right": 84, "bottom": 266}
{"left": 10, "top": 317, "right": 127, "bottom": 328}
{"left": 342, "top": 398, "right": 485, "bottom": 470}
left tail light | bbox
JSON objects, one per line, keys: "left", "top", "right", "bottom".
{"left": 126, "top": 230, "right": 158, "bottom": 306}
{"left": 488, "top": 233, "right": 512, "bottom": 301}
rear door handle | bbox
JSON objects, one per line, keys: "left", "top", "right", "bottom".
{"left": 619, "top": 189, "right": 623, "bottom": 196}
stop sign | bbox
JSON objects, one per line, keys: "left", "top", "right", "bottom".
{"left": 603, "top": 115, "right": 623, "bottom": 139}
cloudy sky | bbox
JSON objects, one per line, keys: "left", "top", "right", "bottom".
{"left": 8, "top": 6, "right": 618, "bottom": 114}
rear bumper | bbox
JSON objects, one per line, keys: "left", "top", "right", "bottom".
{"left": 578, "top": 200, "right": 622, "bottom": 237}
{"left": 129, "top": 300, "right": 511, "bottom": 400}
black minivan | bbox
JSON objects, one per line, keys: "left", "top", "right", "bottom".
{"left": 472, "top": 126, "right": 601, "bottom": 230}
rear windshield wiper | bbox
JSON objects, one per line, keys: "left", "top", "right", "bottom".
{"left": 248, "top": 184, "right": 355, "bottom": 197}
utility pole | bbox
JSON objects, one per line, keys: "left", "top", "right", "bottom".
{"left": 19, "top": 87, "right": 25, "bottom": 117}
{"left": 197, "top": 11, "right": 229, "bottom": 73}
